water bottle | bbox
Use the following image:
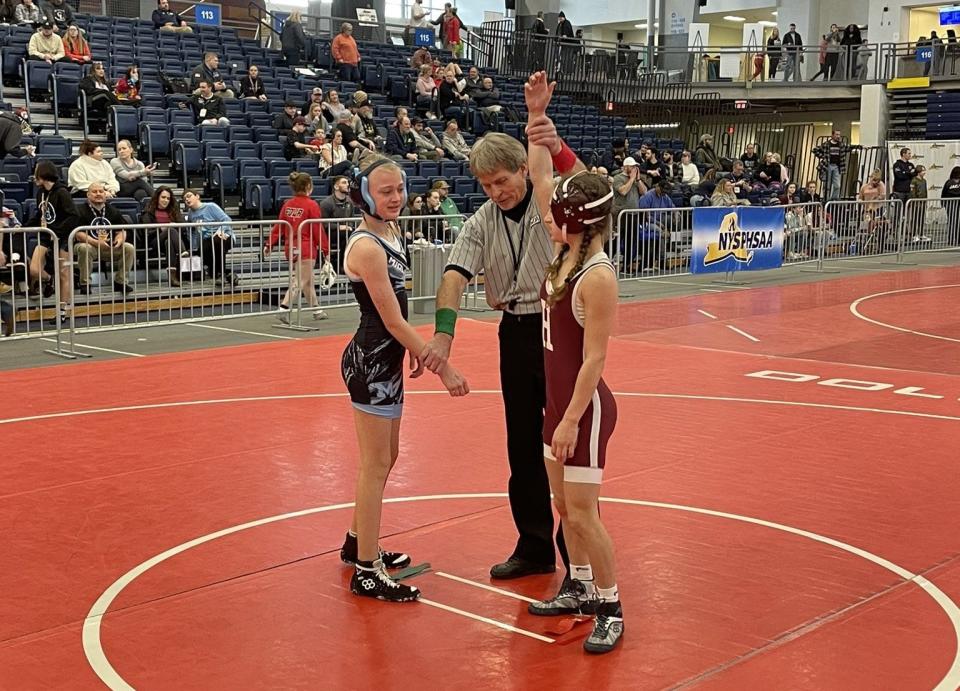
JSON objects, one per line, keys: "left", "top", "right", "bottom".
{"left": 848, "top": 242, "right": 857, "bottom": 256}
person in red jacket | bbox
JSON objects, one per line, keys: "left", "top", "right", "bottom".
{"left": 264, "top": 172, "right": 330, "bottom": 322}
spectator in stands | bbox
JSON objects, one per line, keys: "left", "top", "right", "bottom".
{"left": 274, "top": 100, "right": 300, "bottom": 137}
{"left": 391, "top": 106, "right": 409, "bottom": 128}
{"left": 111, "top": 139, "right": 155, "bottom": 200}
{"left": 432, "top": 180, "right": 463, "bottom": 236}
{"left": 265, "top": 171, "right": 328, "bottom": 321}
{"left": 909, "top": 166, "right": 930, "bottom": 242}
{"left": 784, "top": 204, "right": 812, "bottom": 260}
{"left": 15, "top": 0, "right": 42, "bottom": 24}
{"left": 406, "top": 0, "right": 428, "bottom": 46}
{"left": 693, "top": 134, "right": 720, "bottom": 175}
{"left": 387, "top": 115, "right": 419, "bottom": 161}
{"left": 301, "top": 86, "right": 324, "bottom": 115}
{"left": 331, "top": 22, "right": 361, "bottom": 83}
{"left": 28, "top": 20, "right": 64, "bottom": 62}
{"left": 152, "top": 0, "right": 191, "bottom": 33}
{"left": 415, "top": 65, "right": 436, "bottom": 118}
{"left": 438, "top": 68, "right": 470, "bottom": 130}
{"left": 942, "top": 166, "right": 960, "bottom": 245}
{"left": 281, "top": 10, "right": 306, "bottom": 67}
{"left": 141, "top": 185, "right": 189, "bottom": 287}
{"left": 115, "top": 66, "right": 141, "bottom": 104}
{"left": 411, "top": 46, "right": 432, "bottom": 70}
{"left": 42, "top": 0, "right": 74, "bottom": 31}
{"left": 442, "top": 119, "right": 470, "bottom": 161}
{"left": 68, "top": 140, "right": 120, "bottom": 197}
{"left": 728, "top": 160, "right": 752, "bottom": 198}
{"left": 782, "top": 23, "right": 802, "bottom": 82}
{"left": 839, "top": 24, "right": 862, "bottom": 80}
{"left": 335, "top": 110, "right": 370, "bottom": 160}
{"left": 239, "top": 65, "right": 267, "bottom": 100}
{"left": 189, "top": 79, "right": 230, "bottom": 127}
{"left": 639, "top": 147, "right": 667, "bottom": 188}
{"left": 634, "top": 180, "right": 674, "bottom": 271}
{"left": 304, "top": 102, "right": 325, "bottom": 135}
{"left": 74, "top": 182, "right": 135, "bottom": 294}
{"left": 739, "top": 143, "right": 759, "bottom": 173}
{"left": 411, "top": 117, "right": 444, "bottom": 160}
{"left": 26, "top": 161, "right": 76, "bottom": 307}
{"left": 661, "top": 151, "right": 680, "bottom": 182}
{"left": 892, "top": 147, "right": 916, "bottom": 204}
{"left": 680, "top": 150, "right": 700, "bottom": 186}
{"left": 79, "top": 62, "right": 119, "bottom": 130}
{"left": 473, "top": 76, "right": 502, "bottom": 123}
{"left": 0, "top": 111, "right": 35, "bottom": 158}
{"left": 61, "top": 24, "right": 90, "bottom": 64}
{"left": 319, "top": 128, "right": 351, "bottom": 177}
{"left": 0, "top": 0, "right": 17, "bottom": 24}
{"left": 812, "top": 130, "right": 848, "bottom": 201}
{"left": 756, "top": 151, "right": 784, "bottom": 191}
{"left": 612, "top": 156, "right": 645, "bottom": 220}
{"left": 854, "top": 40, "right": 872, "bottom": 80}
{"left": 191, "top": 52, "right": 234, "bottom": 99}
{"left": 463, "top": 66, "right": 482, "bottom": 96}
{"left": 183, "top": 190, "right": 237, "bottom": 287}
{"left": 824, "top": 24, "right": 841, "bottom": 80}
{"left": 431, "top": 3, "right": 453, "bottom": 49}
{"left": 352, "top": 96, "right": 383, "bottom": 152}
{"left": 321, "top": 89, "right": 349, "bottom": 124}
{"left": 319, "top": 175, "right": 354, "bottom": 269}
{"left": 799, "top": 181, "right": 821, "bottom": 204}
{"left": 601, "top": 138, "right": 628, "bottom": 173}
{"left": 711, "top": 178, "right": 750, "bottom": 206}
{"left": 779, "top": 181, "right": 802, "bottom": 205}
{"left": 285, "top": 117, "right": 319, "bottom": 160}
{"left": 402, "top": 194, "right": 425, "bottom": 241}
{"left": 421, "top": 188, "right": 447, "bottom": 238}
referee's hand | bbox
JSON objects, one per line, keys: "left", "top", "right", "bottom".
{"left": 421, "top": 334, "right": 451, "bottom": 373}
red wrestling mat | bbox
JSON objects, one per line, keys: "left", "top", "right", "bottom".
{"left": 1, "top": 266, "right": 959, "bottom": 689}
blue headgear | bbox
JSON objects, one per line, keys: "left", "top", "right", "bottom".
{"left": 349, "top": 159, "right": 408, "bottom": 221}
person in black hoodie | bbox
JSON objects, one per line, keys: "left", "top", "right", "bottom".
{"left": 274, "top": 101, "right": 299, "bottom": 137}
{"left": 74, "top": 182, "right": 135, "bottom": 294}
{"left": 26, "top": 160, "right": 78, "bottom": 308}
{"left": 188, "top": 80, "right": 229, "bottom": 126}
{"left": 42, "top": 0, "right": 75, "bottom": 31}
{"left": 0, "top": 111, "right": 36, "bottom": 159}
{"left": 942, "top": 166, "right": 960, "bottom": 245}
{"left": 238, "top": 65, "right": 267, "bottom": 101}
{"left": 891, "top": 147, "right": 916, "bottom": 204}
{"left": 280, "top": 10, "right": 306, "bottom": 67}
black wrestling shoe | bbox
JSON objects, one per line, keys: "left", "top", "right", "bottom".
{"left": 489, "top": 556, "right": 555, "bottom": 580}
{"left": 528, "top": 576, "right": 599, "bottom": 616}
{"left": 583, "top": 601, "right": 624, "bottom": 654}
{"left": 350, "top": 561, "right": 421, "bottom": 602}
{"left": 340, "top": 531, "right": 412, "bottom": 570}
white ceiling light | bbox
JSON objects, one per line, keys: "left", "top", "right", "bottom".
{"left": 759, "top": 20, "right": 778, "bottom": 27}
{"left": 724, "top": 15, "right": 746, "bottom": 22}
{"left": 771, "top": 11, "right": 778, "bottom": 16}
{"left": 635, "top": 23, "right": 647, "bottom": 28}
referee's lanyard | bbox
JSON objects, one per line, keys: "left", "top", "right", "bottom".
{"left": 501, "top": 213, "right": 526, "bottom": 308}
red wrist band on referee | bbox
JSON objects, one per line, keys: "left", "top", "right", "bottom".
{"left": 551, "top": 141, "right": 577, "bottom": 174}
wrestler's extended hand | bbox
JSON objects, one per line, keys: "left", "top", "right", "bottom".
{"left": 408, "top": 349, "right": 424, "bottom": 378}
{"left": 421, "top": 333, "right": 452, "bottom": 374}
{"left": 551, "top": 418, "right": 578, "bottom": 462}
{"left": 523, "top": 71, "right": 556, "bottom": 118}
{"left": 439, "top": 363, "right": 469, "bottom": 397}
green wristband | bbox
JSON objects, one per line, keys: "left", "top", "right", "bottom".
{"left": 435, "top": 307, "right": 457, "bottom": 337}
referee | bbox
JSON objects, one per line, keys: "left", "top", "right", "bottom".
{"left": 421, "top": 132, "right": 569, "bottom": 580}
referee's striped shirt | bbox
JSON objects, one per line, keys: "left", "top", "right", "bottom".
{"left": 446, "top": 188, "right": 554, "bottom": 315}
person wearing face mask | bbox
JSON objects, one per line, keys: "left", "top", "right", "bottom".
{"left": 115, "top": 65, "right": 142, "bottom": 104}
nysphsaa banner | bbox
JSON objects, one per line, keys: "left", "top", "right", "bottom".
{"left": 691, "top": 207, "right": 784, "bottom": 274}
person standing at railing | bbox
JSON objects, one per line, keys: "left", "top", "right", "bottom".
{"left": 280, "top": 11, "right": 306, "bottom": 68}
{"left": 809, "top": 35, "right": 828, "bottom": 81}
{"left": 892, "top": 147, "right": 916, "bottom": 206}
{"left": 331, "top": 22, "right": 361, "bottom": 84}
{"left": 782, "top": 23, "right": 803, "bottom": 82}
{"left": 531, "top": 11, "right": 549, "bottom": 72}
{"left": 908, "top": 165, "right": 931, "bottom": 243}
{"left": 766, "top": 28, "right": 782, "bottom": 80}
{"left": 812, "top": 130, "right": 849, "bottom": 201}
{"left": 265, "top": 172, "right": 329, "bottom": 322}
{"left": 405, "top": 0, "right": 428, "bottom": 46}
{"left": 824, "top": 24, "right": 841, "bottom": 80}
{"left": 25, "top": 161, "right": 77, "bottom": 311}
{"left": 839, "top": 24, "right": 861, "bottom": 80}
{"left": 556, "top": 11, "right": 575, "bottom": 75}
{"left": 430, "top": 3, "right": 453, "bottom": 50}
{"left": 446, "top": 8, "right": 463, "bottom": 59}
{"left": 183, "top": 190, "right": 237, "bottom": 288}
{"left": 942, "top": 166, "right": 960, "bottom": 245}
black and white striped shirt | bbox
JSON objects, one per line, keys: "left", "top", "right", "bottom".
{"left": 446, "top": 187, "right": 554, "bottom": 315}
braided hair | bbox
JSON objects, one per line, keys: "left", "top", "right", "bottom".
{"left": 544, "top": 172, "right": 613, "bottom": 307}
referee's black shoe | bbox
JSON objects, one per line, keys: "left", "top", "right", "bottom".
{"left": 340, "top": 531, "right": 412, "bottom": 570}
{"left": 490, "top": 556, "right": 555, "bottom": 580}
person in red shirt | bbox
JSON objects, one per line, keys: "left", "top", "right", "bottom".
{"left": 265, "top": 172, "right": 330, "bottom": 322}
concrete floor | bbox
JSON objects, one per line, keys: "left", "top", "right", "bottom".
{"left": 2, "top": 251, "right": 957, "bottom": 371}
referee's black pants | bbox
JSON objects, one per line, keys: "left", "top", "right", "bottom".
{"left": 498, "top": 312, "right": 570, "bottom": 571}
